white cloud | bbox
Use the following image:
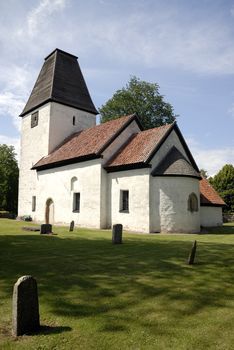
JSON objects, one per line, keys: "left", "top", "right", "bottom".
{"left": 0, "top": 92, "right": 24, "bottom": 131}
{"left": 0, "top": 64, "right": 35, "bottom": 132}
{"left": 187, "top": 138, "right": 234, "bottom": 176}
{"left": 0, "top": 135, "right": 20, "bottom": 161}
{"left": 27, "top": 0, "right": 67, "bottom": 37}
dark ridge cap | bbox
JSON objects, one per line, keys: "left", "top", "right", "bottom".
{"left": 105, "top": 162, "right": 152, "bottom": 173}
{"left": 200, "top": 203, "right": 225, "bottom": 207}
{"left": 152, "top": 174, "right": 201, "bottom": 180}
{"left": 32, "top": 154, "right": 101, "bottom": 171}
{"left": 45, "top": 48, "right": 78, "bottom": 61}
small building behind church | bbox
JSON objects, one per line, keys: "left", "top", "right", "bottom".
{"left": 18, "top": 49, "right": 225, "bottom": 233}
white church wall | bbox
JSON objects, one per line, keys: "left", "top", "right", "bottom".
{"left": 102, "top": 120, "right": 140, "bottom": 164}
{"left": 200, "top": 206, "right": 223, "bottom": 227}
{"left": 35, "top": 159, "right": 103, "bottom": 228}
{"left": 100, "top": 167, "right": 108, "bottom": 229}
{"left": 49, "top": 102, "right": 96, "bottom": 153}
{"left": 108, "top": 169, "right": 150, "bottom": 233}
{"left": 18, "top": 103, "right": 51, "bottom": 217}
{"left": 150, "top": 176, "right": 200, "bottom": 233}
{"left": 150, "top": 129, "right": 190, "bottom": 169}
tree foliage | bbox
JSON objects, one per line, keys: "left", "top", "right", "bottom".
{"left": 209, "top": 164, "right": 234, "bottom": 212}
{"left": 99, "top": 76, "right": 177, "bottom": 129}
{"left": 200, "top": 169, "right": 208, "bottom": 179}
{"left": 0, "top": 144, "right": 19, "bottom": 213}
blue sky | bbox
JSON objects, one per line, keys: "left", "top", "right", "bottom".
{"left": 0, "top": 0, "right": 233, "bottom": 175}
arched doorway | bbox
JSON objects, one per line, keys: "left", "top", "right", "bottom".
{"left": 45, "top": 198, "right": 54, "bottom": 224}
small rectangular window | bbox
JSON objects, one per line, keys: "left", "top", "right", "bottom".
{"left": 31, "top": 111, "right": 39, "bottom": 128}
{"left": 73, "top": 193, "right": 80, "bottom": 212}
{"left": 120, "top": 190, "right": 129, "bottom": 212}
{"left": 32, "top": 196, "right": 36, "bottom": 212}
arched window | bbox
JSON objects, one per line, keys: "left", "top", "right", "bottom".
{"left": 71, "top": 177, "right": 78, "bottom": 191}
{"left": 188, "top": 193, "right": 198, "bottom": 212}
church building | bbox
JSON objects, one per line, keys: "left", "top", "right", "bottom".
{"left": 18, "top": 49, "right": 225, "bottom": 233}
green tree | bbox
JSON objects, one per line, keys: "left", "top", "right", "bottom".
{"left": 200, "top": 168, "right": 208, "bottom": 178}
{"left": 0, "top": 144, "right": 19, "bottom": 213}
{"left": 99, "top": 76, "right": 177, "bottom": 129}
{"left": 209, "top": 164, "right": 234, "bottom": 212}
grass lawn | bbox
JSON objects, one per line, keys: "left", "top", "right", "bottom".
{"left": 0, "top": 220, "right": 234, "bottom": 350}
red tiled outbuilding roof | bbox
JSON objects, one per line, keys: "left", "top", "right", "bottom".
{"left": 32, "top": 114, "right": 140, "bottom": 170}
{"left": 200, "top": 177, "right": 225, "bottom": 206}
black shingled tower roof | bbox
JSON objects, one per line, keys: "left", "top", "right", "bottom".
{"left": 20, "top": 49, "right": 98, "bottom": 117}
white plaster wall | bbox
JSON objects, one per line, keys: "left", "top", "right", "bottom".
{"left": 150, "top": 129, "right": 190, "bottom": 169}
{"left": 150, "top": 177, "right": 200, "bottom": 233}
{"left": 102, "top": 120, "right": 140, "bottom": 164}
{"left": 35, "top": 159, "right": 103, "bottom": 228}
{"left": 100, "top": 167, "right": 108, "bottom": 228}
{"left": 107, "top": 169, "right": 150, "bottom": 233}
{"left": 200, "top": 206, "right": 223, "bottom": 227}
{"left": 49, "top": 102, "right": 96, "bottom": 153}
{"left": 18, "top": 103, "right": 51, "bottom": 217}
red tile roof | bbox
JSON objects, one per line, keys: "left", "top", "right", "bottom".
{"left": 105, "top": 123, "right": 173, "bottom": 169}
{"left": 200, "top": 177, "right": 225, "bottom": 206}
{"left": 32, "top": 114, "right": 138, "bottom": 169}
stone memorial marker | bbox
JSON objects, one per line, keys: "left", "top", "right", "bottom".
{"left": 40, "top": 224, "right": 52, "bottom": 234}
{"left": 12, "top": 275, "right": 40, "bottom": 336}
{"left": 69, "top": 220, "right": 75, "bottom": 232}
{"left": 112, "top": 224, "right": 123, "bottom": 244}
{"left": 188, "top": 240, "right": 197, "bottom": 265}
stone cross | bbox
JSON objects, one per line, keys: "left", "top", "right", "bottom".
{"left": 40, "top": 224, "right": 52, "bottom": 234}
{"left": 112, "top": 224, "right": 123, "bottom": 244}
{"left": 188, "top": 240, "right": 197, "bottom": 265}
{"left": 12, "top": 275, "right": 40, "bottom": 336}
{"left": 69, "top": 220, "right": 75, "bottom": 232}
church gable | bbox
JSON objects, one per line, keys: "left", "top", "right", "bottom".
{"left": 151, "top": 146, "right": 201, "bottom": 179}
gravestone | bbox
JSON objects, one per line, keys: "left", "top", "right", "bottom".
{"left": 112, "top": 224, "right": 123, "bottom": 244}
{"left": 188, "top": 240, "right": 197, "bottom": 265}
{"left": 12, "top": 276, "right": 40, "bottom": 336}
{"left": 40, "top": 224, "right": 52, "bottom": 234}
{"left": 69, "top": 220, "right": 75, "bottom": 232}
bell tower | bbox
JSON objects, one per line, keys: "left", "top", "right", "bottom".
{"left": 18, "top": 49, "right": 98, "bottom": 218}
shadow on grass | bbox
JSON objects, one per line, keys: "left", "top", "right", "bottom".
{"left": 37, "top": 325, "right": 72, "bottom": 335}
{"left": 1, "top": 226, "right": 234, "bottom": 335}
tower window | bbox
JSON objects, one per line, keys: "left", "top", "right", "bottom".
{"left": 73, "top": 116, "right": 76, "bottom": 125}
{"left": 31, "top": 111, "right": 39, "bottom": 128}
{"left": 73, "top": 193, "right": 80, "bottom": 212}
{"left": 120, "top": 190, "right": 129, "bottom": 212}
{"left": 32, "top": 196, "right": 36, "bottom": 212}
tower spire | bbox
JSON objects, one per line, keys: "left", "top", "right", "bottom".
{"left": 20, "top": 48, "right": 98, "bottom": 117}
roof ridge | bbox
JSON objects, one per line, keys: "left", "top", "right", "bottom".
{"left": 50, "top": 49, "right": 58, "bottom": 99}
{"left": 44, "top": 48, "right": 78, "bottom": 61}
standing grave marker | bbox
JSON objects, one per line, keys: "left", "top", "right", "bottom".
{"left": 12, "top": 275, "right": 40, "bottom": 336}
{"left": 112, "top": 224, "right": 123, "bottom": 244}
{"left": 69, "top": 220, "right": 75, "bottom": 232}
